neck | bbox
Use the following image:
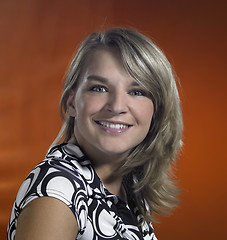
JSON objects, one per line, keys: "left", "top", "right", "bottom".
{"left": 68, "top": 136, "right": 128, "bottom": 201}
{"left": 93, "top": 160, "right": 127, "bottom": 200}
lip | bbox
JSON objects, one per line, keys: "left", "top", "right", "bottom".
{"left": 94, "top": 120, "right": 132, "bottom": 134}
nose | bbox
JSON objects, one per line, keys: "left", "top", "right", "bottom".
{"left": 106, "top": 90, "right": 128, "bottom": 115}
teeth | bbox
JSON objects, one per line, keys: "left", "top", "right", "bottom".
{"left": 98, "top": 121, "right": 129, "bottom": 129}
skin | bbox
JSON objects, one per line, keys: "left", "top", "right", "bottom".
{"left": 67, "top": 49, "right": 154, "bottom": 196}
{"left": 15, "top": 197, "right": 78, "bottom": 239}
{"left": 15, "top": 48, "right": 154, "bottom": 239}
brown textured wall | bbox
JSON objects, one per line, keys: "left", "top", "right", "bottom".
{"left": 0, "top": 0, "right": 226, "bottom": 239}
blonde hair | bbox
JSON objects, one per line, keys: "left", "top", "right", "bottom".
{"left": 53, "top": 28, "right": 183, "bottom": 223}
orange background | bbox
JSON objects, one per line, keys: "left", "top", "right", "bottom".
{"left": 0, "top": 0, "right": 226, "bottom": 239}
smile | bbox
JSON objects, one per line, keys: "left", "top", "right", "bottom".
{"left": 97, "top": 121, "right": 130, "bottom": 129}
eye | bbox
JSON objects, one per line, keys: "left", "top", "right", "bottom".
{"left": 129, "top": 89, "right": 147, "bottom": 96}
{"left": 90, "top": 85, "right": 108, "bottom": 92}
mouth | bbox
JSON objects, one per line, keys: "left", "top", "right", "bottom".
{"left": 95, "top": 120, "right": 132, "bottom": 131}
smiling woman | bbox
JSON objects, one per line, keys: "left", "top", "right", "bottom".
{"left": 66, "top": 49, "right": 154, "bottom": 163}
{"left": 7, "top": 28, "right": 183, "bottom": 240}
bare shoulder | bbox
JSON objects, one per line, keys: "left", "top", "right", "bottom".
{"left": 15, "top": 197, "right": 78, "bottom": 240}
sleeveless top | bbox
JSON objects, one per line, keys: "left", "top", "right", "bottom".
{"left": 7, "top": 143, "right": 157, "bottom": 240}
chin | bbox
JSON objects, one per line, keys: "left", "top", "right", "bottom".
{"left": 100, "top": 146, "right": 131, "bottom": 157}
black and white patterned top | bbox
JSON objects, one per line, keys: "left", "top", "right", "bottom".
{"left": 7, "top": 143, "right": 157, "bottom": 240}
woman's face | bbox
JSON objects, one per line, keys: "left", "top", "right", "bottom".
{"left": 67, "top": 49, "right": 154, "bottom": 163}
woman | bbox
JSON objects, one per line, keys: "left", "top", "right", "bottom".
{"left": 8, "top": 28, "right": 183, "bottom": 240}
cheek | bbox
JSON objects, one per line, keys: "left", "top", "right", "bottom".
{"left": 139, "top": 102, "right": 154, "bottom": 126}
{"left": 75, "top": 99, "right": 90, "bottom": 119}
{"left": 143, "top": 113, "right": 154, "bottom": 133}
{"left": 75, "top": 95, "right": 105, "bottom": 119}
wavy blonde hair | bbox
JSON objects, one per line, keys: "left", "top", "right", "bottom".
{"left": 53, "top": 28, "right": 183, "bottom": 223}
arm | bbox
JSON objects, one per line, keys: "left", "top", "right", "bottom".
{"left": 15, "top": 197, "right": 78, "bottom": 240}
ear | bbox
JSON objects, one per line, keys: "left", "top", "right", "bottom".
{"left": 66, "top": 90, "right": 76, "bottom": 117}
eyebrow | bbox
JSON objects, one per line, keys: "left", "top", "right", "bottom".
{"left": 87, "top": 74, "right": 140, "bottom": 86}
{"left": 87, "top": 75, "right": 108, "bottom": 83}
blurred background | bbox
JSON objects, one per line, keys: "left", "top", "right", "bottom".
{"left": 0, "top": 0, "right": 226, "bottom": 239}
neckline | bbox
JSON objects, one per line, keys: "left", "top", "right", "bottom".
{"left": 52, "top": 143, "right": 129, "bottom": 205}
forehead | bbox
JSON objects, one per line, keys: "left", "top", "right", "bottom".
{"left": 81, "top": 49, "right": 133, "bottom": 82}
{"left": 85, "top": 48, "right": 122, "bottom": 69}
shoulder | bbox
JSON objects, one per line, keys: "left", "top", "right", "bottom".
{"left": 17, "top": 144, "right": 89, "bottom": 208}
{"left": 15, "top": 197, "right": 78, "bottom": 240}
{"left": 8, "top": 143, "right": 91, "bottom": 239}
